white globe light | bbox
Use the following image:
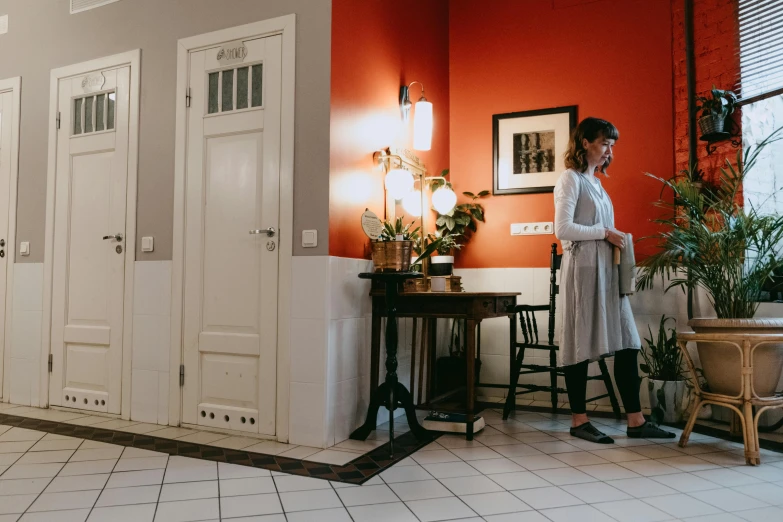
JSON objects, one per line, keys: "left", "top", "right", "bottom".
{"left": 385, "top": 168, "right": 414, "bottom": 200}
{"left": 431, "top": 186, "right": 457, "bottom": 214}
{"left": 402, "top": 189, "right": 422, "bottom": 217}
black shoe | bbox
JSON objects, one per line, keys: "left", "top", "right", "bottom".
{"left": 570, "top": 422, "right": 614, "bottom": 444}
{"left": 627, "top": 421, "right": 676, "bottom": 439}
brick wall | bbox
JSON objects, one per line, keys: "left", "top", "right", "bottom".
{"left": 672, "top": 0, "right": 741, "bottom": 178}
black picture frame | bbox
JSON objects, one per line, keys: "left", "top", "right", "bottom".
{"left": 492, "top": 105, "right": 578, "bottom": 195}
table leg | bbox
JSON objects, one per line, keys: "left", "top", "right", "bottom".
{"left": 466, "top": 319, "right": 477, "bottom": 441}
{"left": 351, "top": 280, "right": 431, "bottom": 453}
{"left": 370, "top": 310, "right": 381, "bottom": 395}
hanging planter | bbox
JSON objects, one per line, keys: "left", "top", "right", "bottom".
{"left": 695, "top": 86, "right": 737, "bottom": 138}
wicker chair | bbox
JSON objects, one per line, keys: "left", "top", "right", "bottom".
{"left": 678, "top": 331, "right": 783, "bottom": 465}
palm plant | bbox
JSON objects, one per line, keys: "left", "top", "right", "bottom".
{"left": 637, "top": 127, "right": 783, "bottom": 318}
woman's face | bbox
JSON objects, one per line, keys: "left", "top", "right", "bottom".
{"left": 582, "top": 134, "right": 615, "bottom": 169}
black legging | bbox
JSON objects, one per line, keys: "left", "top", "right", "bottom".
{"left": 563, "top": 348, "right": 641, "bottom": 415}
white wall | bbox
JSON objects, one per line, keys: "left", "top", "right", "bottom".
{"left": 6, "top": 263, "right": 43, "bottom": 405}
{"left": 130, "top": 261, "right": 172, "bottom": 425}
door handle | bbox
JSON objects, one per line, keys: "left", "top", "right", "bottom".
{"left": 250, "top": 227, "right": 276, "bottom": 237}
{"left": 103, "top": 233, "right": 123, "bottom": 242}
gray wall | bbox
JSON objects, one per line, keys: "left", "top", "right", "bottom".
{"left": 0, "top": 0, "right": 331, "bottom": 262}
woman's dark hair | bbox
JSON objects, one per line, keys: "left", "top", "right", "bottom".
{"left": 564, "top": 117, "right": 619, "bottom": 175}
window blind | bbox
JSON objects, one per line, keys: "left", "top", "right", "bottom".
{"left": 738, "top": 0, "right": 783, "bottom": 103}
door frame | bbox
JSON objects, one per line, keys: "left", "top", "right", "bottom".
{"left": 41, "top": 50, "right": 141, "bottom": 414}
{"left": 171, "top": 15, "right": 296, "bottom": 441}
{"left": 0, "top": 76, "right": 21, "bottom": 403}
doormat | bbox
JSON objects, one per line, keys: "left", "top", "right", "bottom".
{"left": 0, "top": 412, "right": 436, "bottom": 484}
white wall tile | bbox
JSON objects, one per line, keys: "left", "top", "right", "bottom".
{"left": 291, "top": 256, "right": 329, "bottom": 320}
{"left": 132, "top": 314, "right": 170, "bottom": 373}
{"left": 10, "top": 358, "right": 33, "bottom": 405}
{"left": 130, "top": 261, "right": 172, "bottom": 427}
{"left": 289, "top": 381, "right": 327, "bottom": 448}
{"left": 8, "top": 264, "right": 44, "bottom": 406}
{"left": 333, "top": 378, "right": 359, "bottom": 444}
{"left": 12, "top": 263, "right": 44, "bottom": 312}
{"left": 290, "top": 318, "right": 328, "bottom": 384}
{"left": 328, "top": 318, "right": 361, "bottom": 384}
{"left": 10, "top": 311, "right": 41, "bottom": 361}
{"left": 328, "top": 257, "right": 372, "bottom": 321}
{"left": 157, "top": 372, "right": 169, "bottom": 425}
{"left": 131, "top": 369, "right": 159, "bottom": 424}
{"left": 133, "top": 261, "right": 172, "bottom": 316}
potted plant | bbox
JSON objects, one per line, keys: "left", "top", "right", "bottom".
{"left": 695, "top": 85, "right": 738, "bottom": 136}
{"left": 428, "top": 234, "right": 461, "bottom": 276}
{"left": 637, "top": 127, "right": 783, "bottom": 397}
{"left": 371, "top": 217, "right": 419, "bottom": 272}
{"left": 640, "top": 315, "right": 688, "bottom": 424}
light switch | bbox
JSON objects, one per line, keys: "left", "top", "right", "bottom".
{"left": 141, "top": 236, "right": 154, "bottom": 252}
{"left": 19, "top": 242, "right": 29, "bottom": 256}
{"left": 0, "top": 15, "right": 8, "bottom": 36}
{"left": 302, "top": 229, "right": 317, "bottom": 248}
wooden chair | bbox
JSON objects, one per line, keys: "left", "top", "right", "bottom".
{"left": 677, "top": 331, "right": 783, "bottom": 465}
{"left": 502, "top": 243, "right": 622, "bottom": 420}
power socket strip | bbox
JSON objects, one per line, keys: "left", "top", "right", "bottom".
{"left": 510, "top": 222, "right": 554, "bottom": 235}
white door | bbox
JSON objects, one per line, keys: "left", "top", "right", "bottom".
{"left": 49, "top": 67, "right": 131, "bottom": 413}
{"left": 0, "top": 89, "right": 14, "bottom": 399}
{"left": 182, "top": 35, "right": 282, "bottom": 435}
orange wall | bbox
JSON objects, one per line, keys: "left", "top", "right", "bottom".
{"left": 449, "top": 0, "right": 674, "bottom": 268}
{"left": 329, "top": 0, "right": 451, "bottom": 259}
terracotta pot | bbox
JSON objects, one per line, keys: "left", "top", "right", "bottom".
{"left": 689, "top": 318, "right": 783, "bottom": 396}
{"left": 371, "top": 240, "right": 413, "bottom": 272}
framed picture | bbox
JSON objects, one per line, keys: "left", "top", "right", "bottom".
{"left": 492, "top": 105, "right": 577, "bottom": 195}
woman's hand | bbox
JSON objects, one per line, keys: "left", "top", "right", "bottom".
{"left": 605, "top": 228, "right": 626, "bottom": 248}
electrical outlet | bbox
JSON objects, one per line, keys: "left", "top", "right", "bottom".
{"left": 510, "top": 222, "right": 554, "bottom": 236}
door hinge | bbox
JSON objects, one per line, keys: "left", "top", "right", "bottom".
{"left": 185, "top": 88, "right": 191, "bottom": 108}
{"left": 48, "top": 354, "right": 53, "bottom": 372}
{"left": 179, "top": 364, "right": 185, "bottom": 386}
{"left": 56, "top": 112, "right": 61, "bottom": 130}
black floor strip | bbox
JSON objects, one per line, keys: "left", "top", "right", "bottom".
{"left": 0, "top": 413, "right": 436, "bottom": 484}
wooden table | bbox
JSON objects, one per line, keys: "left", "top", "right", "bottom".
{"left": 367, "top": 289, "right": 519, "bottom": 440}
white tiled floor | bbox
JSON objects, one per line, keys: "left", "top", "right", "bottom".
{"left": 0, "top": 403, "right": 369, "bottom": 467}
{"left": 1, "top": 409, "right": 783, "bottom": 521}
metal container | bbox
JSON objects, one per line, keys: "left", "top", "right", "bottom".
{"left": 371, "top": 240, "right": 413, "bottom": 272}
{"left": 698, "top": 114, "right": 725, "bottom": 136}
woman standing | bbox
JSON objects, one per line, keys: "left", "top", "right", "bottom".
{"left": 554, "top": 117, "right": 674, "bottom": 443}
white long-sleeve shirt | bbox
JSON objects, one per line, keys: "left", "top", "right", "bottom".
{"left": 553, "top": 169, "right": 609, "bottom": 243}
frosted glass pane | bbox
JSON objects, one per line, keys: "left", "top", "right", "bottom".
{"left": 73, "top": 98, "right": 82, "bottom": 135}
{"left": 237, "top": 67, "right": 249, "bottom": 109}
{"left": 96, "top": 94, "right": 106, "bottom": 131}
{"left": 208, "top": 72, "right": 219, "bottom": 114}
{"left": 84, "top": 96, "right": 94, "bottom": 133}
{"left": 222, "top": 69, "right": 234, "bottom": 112}
{"left": 107, "top": 92, "right": 115, "bottom": 130}
{"left": 251, "top": 64, "right": 263, "bottom": 107}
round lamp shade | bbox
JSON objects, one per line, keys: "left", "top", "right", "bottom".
{"left": 432, "top": 186, "right": 457, "bottom": 214}
{"left": 384, "top": 168, "right": 414, "bottom": 200}
{"left": 402, "top": 189, "right": 423, "bottom": 217}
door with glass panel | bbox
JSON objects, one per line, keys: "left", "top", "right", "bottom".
{"left": 181, "top": 36, "right": 282, "bottom": 435}
{"left": 49, "top": 65, "right": 130, "bottom": 414}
